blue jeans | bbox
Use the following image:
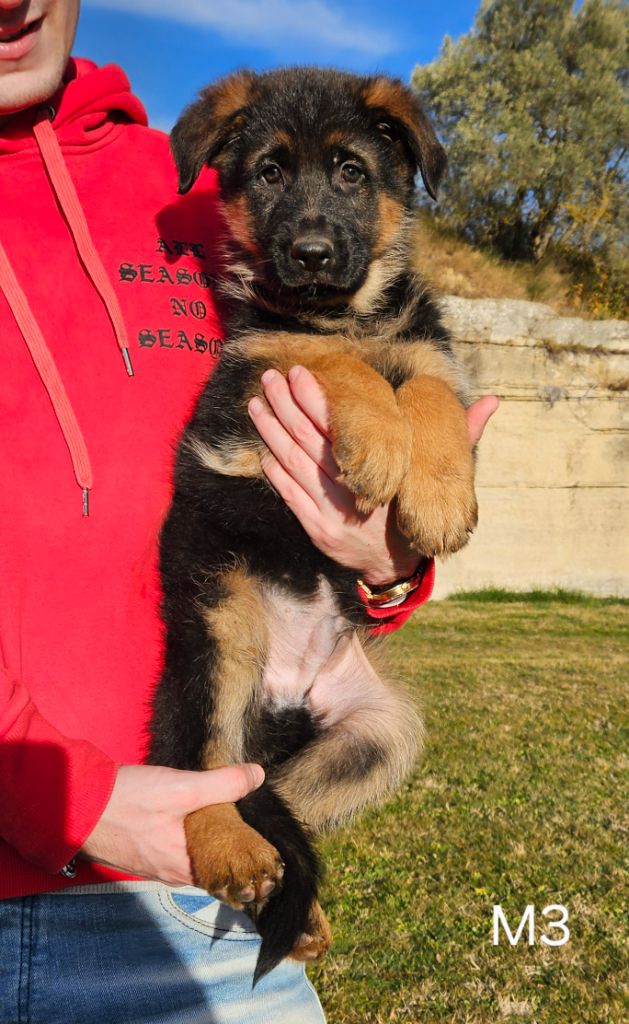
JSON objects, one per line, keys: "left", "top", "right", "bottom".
{"left": 0, "top": 882, "right": 326, "bottom": 1024}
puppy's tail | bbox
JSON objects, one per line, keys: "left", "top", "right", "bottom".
{"left": 237, "top": 782, "right": 320, "bottom": 986}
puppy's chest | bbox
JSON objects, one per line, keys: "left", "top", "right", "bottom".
{"left": 261, "top": 580, "right": 378, "bottom": 727}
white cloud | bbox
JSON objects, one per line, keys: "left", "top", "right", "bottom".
{"left": 83, "top": 0, "right": 398, "bottom": 57}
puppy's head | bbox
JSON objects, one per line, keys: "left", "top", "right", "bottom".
{"left": 171, "top": 68, "right": 446, "bottom": 307}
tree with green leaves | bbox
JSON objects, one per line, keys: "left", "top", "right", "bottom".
{"left": 412, "top": 0, "right": 628, "bottom": 307}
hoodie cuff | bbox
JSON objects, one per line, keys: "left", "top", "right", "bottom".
{"left": 0, "top": 671, "right": 118, "bottom": 874}
{"left": 360, "top": 558, "right": 435, "bottom": 635}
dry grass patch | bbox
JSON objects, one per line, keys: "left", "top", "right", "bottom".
{"left": 413, "top": 215, "right": 580, "bottom": 316}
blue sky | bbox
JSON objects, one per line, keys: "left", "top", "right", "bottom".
{"left": 76, "top": 1, "right": 481, "bottom": 131}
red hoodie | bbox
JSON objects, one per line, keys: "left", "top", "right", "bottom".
{"left": 0, "top": 60, "right": 434, "bottom": 898}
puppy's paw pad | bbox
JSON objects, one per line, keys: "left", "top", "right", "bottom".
{"left": 192, "top": 827, "right": 284, "bottom": 912}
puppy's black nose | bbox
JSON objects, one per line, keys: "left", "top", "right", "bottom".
{"left": 291, "top": 236, "right": 334, "bottom": 272}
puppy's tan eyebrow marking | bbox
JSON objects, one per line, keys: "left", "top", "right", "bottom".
{"left": 254, "top": 131, "right": 293, "bottom": 156}
{"left": 323, "top": 131, "right": 374, "bottom": 156}
{"left": 324, "top": 137, "right": 380, "bottom": 177}
{"left": 246, "top": 133, "right": 295, "bottom": 172}
{"left": 324, "top": 129, "right": 348, "bottom": 146}
{"left": 270, "top": 130, "right": 292, "bottom": 148}
{"left": 323, "top": 130, "right": 376, "bottom": 154}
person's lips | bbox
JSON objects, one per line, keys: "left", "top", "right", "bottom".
{"left": 0, "top": 16, "right": 44, "bottom": 61}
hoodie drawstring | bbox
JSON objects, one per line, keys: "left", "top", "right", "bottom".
{"left": 0, "top": 110, "right": 135, "bottom": 514}
{"left": 33, "top": 114, "right": 134, "bottom": 379}
{"left": 0, "top": 238, "right": 93, "bottom": 515}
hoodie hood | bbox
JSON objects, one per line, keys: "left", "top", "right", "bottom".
{"left": 0, "top": 58, "right": 148, "bottom": 154}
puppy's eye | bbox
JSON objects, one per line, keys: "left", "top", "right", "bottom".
{"left": 260, "top": 164, "right": 284, "bottom": 188}
{"left": 340, "top": 162, "right": 364, "bottom": 185}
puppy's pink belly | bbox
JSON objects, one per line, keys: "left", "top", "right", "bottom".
{"left": 262, "top": 582, "right": 379, "bottom": 724}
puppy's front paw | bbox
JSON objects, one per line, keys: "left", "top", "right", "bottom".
{"left": 185, "top": 807, "right": 284, "bottom": 913}
{"left": 307, "top": 354, "right": 411, "bottom": 511}
{"left": 396, "top": 458, "right": 477, "bottom": 556}
{"left": 395, "top": 376, "right": 477, "bottom": 556}
{"left": 332, "top": 406, "right": 411, "bottom": 512}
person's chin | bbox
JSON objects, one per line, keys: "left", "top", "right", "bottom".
{"left": 0, "top": 54, "right": 67, "bottom": 117}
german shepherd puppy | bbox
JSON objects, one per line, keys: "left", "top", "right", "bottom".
{"left": 148, "top": 68, "right": 477, "bottom": 983}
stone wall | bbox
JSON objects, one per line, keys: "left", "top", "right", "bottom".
{"left": 432, "top": 297, "right": 629, "bottom": 598}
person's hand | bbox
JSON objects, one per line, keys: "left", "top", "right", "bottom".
{"left": 248, "top": 367, "right": 498, "bottom": 586}
{"left": 80, "top": 762, "right": 264, "bottom": 886}
{"left": 466, "top": 394, "right": 499, "bottom": 447}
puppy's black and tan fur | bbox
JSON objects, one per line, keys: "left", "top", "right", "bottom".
{"left": 148, "top": 68, "right": 477, "bottom": 983}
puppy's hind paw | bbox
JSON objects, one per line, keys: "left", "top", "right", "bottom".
{"left": 289, "top": 900, "right": 332, "bottom": 963}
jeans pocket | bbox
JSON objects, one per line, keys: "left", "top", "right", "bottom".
{"left": 158, "top": 886, "right": 259, "bottom": 941}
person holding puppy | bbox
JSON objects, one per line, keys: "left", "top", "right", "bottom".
{"left": 0, "top": 1, "right": 497, "bottom": 1020}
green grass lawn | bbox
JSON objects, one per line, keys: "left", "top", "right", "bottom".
{"left": 309, "top": 593, "right": 628, "bottom": 1023}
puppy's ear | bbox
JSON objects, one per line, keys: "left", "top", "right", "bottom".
{"left": 171, "top": 71, "right": 256, "bottom": 195}
{"left": 360, "top": 77, "right": 447, "bottom": 200}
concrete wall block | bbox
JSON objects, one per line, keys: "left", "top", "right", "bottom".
{"left": 428, "top": 297, "right": 629, "bottom": 597}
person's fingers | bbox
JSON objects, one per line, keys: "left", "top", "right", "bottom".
{"left": 249, "top": 395, "right": 332, "bottom": 497}
{"left": 254, "top": 369, "right": 340, "bottom": 480}
{"left": 466, "top": 395, "right": 499, "bottom": 446}
{"left": 249, "top": 397, "right": 351, "bottom": 515}
{"left": 186, "top": 763, "right": 265, "bottom": 812}
{"left": 261, "top": 448, "right": 358, "bottom": 525}
{"left": 286, "top": 365, "right": 332, "bottom": 437}
{"left": 260, "top": 450, "right": 320, "bottom": 518}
